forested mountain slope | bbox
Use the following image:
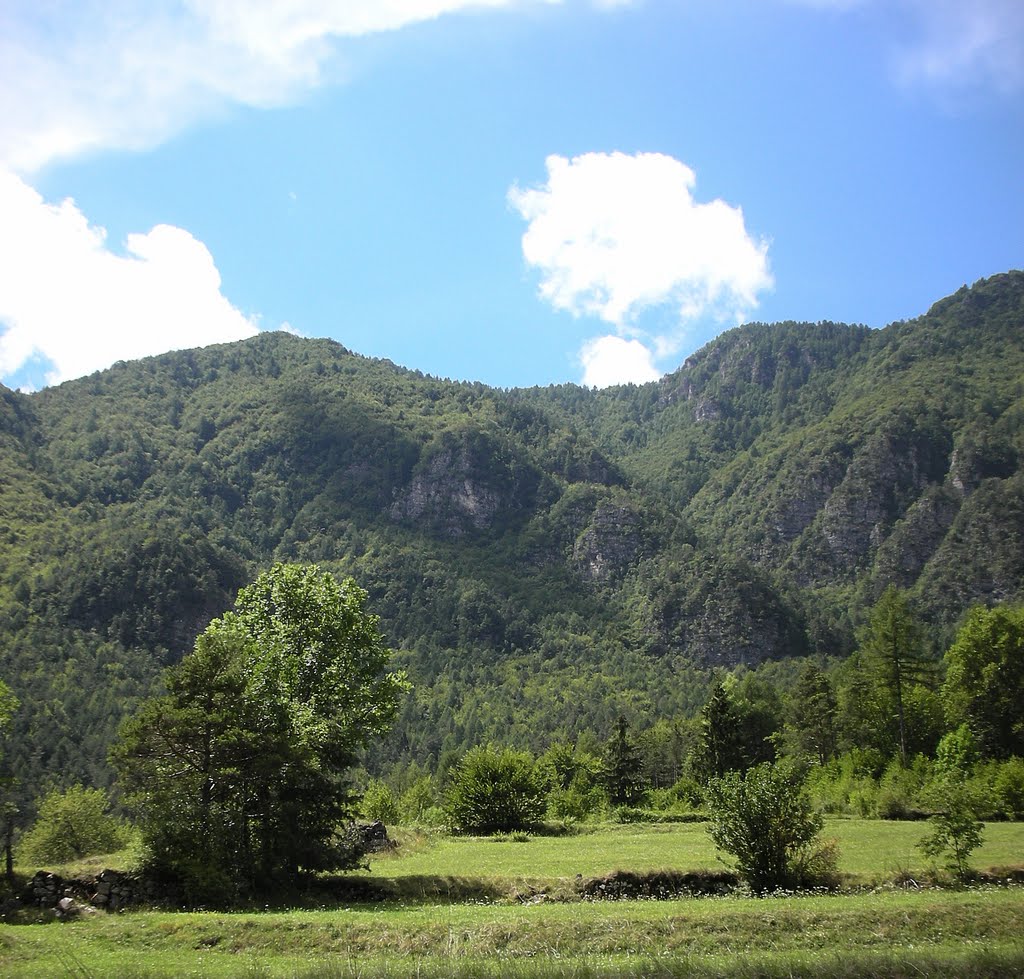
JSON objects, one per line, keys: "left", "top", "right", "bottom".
{"left": 1, "top": 271, "right": 1021, "bottom": 798}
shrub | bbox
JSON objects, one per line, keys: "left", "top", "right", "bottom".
{"left": 18, "top": 785, "right": 129, "bottom": 865}
{"left": 361, "top": 779, "right": 399, "bottom": 824}
{"left": 445, "top": 745, "right": 546, "bottom": 834}
{"left": 918, "top": 781, "right": 984, "bottom": 880}
{"left": 874, "top": 755, "right": 932, "bottom": 820}
{"left": 805, "top": 750, "right": 882, "bottom": 816}
{"left": 398, "top": 776, "right": 439, "bottom": 826}
{"left": 547, "top": 780, "right": 606, "bottom": 823}
{"left": 992, "top": 757, "right": 1024, "bottom": 819}
{"left": 706, "top": 761, "right": 829, "bottom": 894}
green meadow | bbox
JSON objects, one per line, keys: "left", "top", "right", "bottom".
{"left": 3, "top": 820, "right": 1023, "bottom": 978}
{"left": 363, "top": 818, "right": 1024, "bottom": 884}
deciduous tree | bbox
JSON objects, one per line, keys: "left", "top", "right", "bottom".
{"left": 113, "top": 564, "right": 407, "bottom": 900}
{"left": 942, "top": 604, "right": 1024, "bottom": 759}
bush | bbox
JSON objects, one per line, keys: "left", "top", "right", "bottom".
{"left": 805, "top": 750, "right": 883, "bottom": 816}
{"left": 18, "top": 785, "right": 129, "bottom": 865}
{"left": 992, "top": 757, "right": 1024, "bottom": 819}
{"left": 398, "top": 776, "right": 445, "bottom": 827}
{"left": 547, "top": 781, "right": 606, "bottom": 823}
{"left": 361, "top": 779, "right": 399, "bottom": 824}
{"left": 445, "top": 745, "right": 546, "bottom": 834}
{"left": 874, "top": 756, "right": 932, "bottom": 820}
{"left": 951, "top": 757, "right": 1024, "bottom": 821}
{"left": 918, "top": 781, "right": 984, "bottom": 880}
{"left": 706, "top": 761, "right": 830, "bottom": 894}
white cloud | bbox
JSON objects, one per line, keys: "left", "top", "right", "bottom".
{"left": 0, "top": 0, "right": 581, "bottom": 174}
{"left": 580, "top": 335, "right": 660, "bottom": 388}
{"left": 0, "top": 171, "right": 259, "bottom": 387}
{"left": 509, "top": 151, "right": 772, "bottom": 385}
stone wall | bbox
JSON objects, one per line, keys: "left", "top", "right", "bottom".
{"left": 24, "top": 869, "right": 179, "bottom": 912}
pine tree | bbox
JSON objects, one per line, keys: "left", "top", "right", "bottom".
{"left": 859, "top": 587, "right": 932, "bottom": 765}
{"left": 602, "top": 716, "right": 645, "bottom": 806}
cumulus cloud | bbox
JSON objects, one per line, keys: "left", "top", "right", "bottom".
{"left": 580, "top": 335, "right": 660, "bottom": 388}
{"left": 0, "top": 172, "right": 258, "bottom": 387}
{"left": 0, "top": 0, "right": 577, "bottom": 174}
{"left": 509, "top": 151, "right": 772, "bottom": 386}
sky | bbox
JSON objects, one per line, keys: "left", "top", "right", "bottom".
{"left": 1, "top": 0, "right": 1022, "bottom": 392}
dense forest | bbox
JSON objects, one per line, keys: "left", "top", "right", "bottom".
{"left": 1, "top": 270, "right": 1022, "bottom": 814}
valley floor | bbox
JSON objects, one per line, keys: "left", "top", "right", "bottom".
{"left": 3, "top": 821, "right": 1023, "bottom": 978}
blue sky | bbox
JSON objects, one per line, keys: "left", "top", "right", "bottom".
{"left": 1, "top": 1, "right": 1022, "bottom": 391}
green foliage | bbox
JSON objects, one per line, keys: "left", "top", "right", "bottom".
{"left": 692, "top": 676, "right": 778, "bottom": 781}
{"left": 786, "top": 665, "right": 837, "bottom": 764}
{"left": 873, "top": 755, "right": 933, "bottom": 820}
{"left": 805, "top": 750, "right": 888, "bottom": 817}
{"left": 855, "top": 588, "right": 936, "bottom": 764}
{"left": 966, "top": 757, "right": 1024, "bottom": 820}
{"left": 17, "top": 785, "right": 127, "bottom": 865}
{"left": 942, "top": 604, "right": 1024, "bottom": 759}
{"left": 444, "top": 746, "right": 547, "bottom": 834}
{"left": 918, "top": 782, "right": 984, "bottom": 880}
{"left": 0, "top": 681, "right": 15, "bottom": 738}
{"left": 361, "top": 780, "right": 399, "bottom": 824}
{"left": 113, "top": 564, "right": 407, "bottom": 898}
{"left": 602, "top": 717, "right": 646, "bottom": 806}
{"left": 935, "top": 724, "right": 980, "bottom": 777}
{"left": 706, "top": 761, "right": 828, "bottom": 893}
{"left": 692, "top": 680, "right": 746, "bottom": 781}
{"left": 538, "top": 741, "right": 606, "bottom": 822}
{"left": 397, "top": 776, "right": 443, "bottom": 827}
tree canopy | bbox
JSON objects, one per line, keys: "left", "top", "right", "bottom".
{"left": 113, "top": 564, "right": 407, "bottom": 901}
{"left": 943, "top": 604, "right": 1024, "bottom": 759}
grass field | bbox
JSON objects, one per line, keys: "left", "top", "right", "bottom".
{"left": 1, "top": 888, "right": 1022, "bottom": 977}
{"left": 3, "top": 820, "right": 1022, "bottom": 978}
{"left": 364, "top": 818, "right": 1024, "bottom": 885}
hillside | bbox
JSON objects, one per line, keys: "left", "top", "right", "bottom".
{"left": 1, "top": 271, "right": 1022, "bottom": 798}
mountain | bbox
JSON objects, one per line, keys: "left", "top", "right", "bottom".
{"left": 1, "top": 271, "right": 1022, "bottom": 797}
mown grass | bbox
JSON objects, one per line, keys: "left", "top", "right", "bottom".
{"left": 6, "top": 820, "right": 1023, "bottom": 977}
{"left": 1, "top": 888, "right": 1022, "bottom": 977}
{"left": 364, "top": 818, "right": 1024, "bottom": 886}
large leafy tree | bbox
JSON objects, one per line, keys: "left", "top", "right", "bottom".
{"left": 113, "top": 564, "right": 407, "bottom": 900}
{"left": 943, "top": 604, "right": 1024, "bottom": 759}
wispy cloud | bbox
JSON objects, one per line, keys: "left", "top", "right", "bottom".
{"left": 786, "top": 0, "right": 1024, "bottom": 96}
{"left": 894, "top": 0, "right": 1024, "bottom": 96}
{"left": 509, "top": 152, "right": 772, "bottom": 387}
{"left": 0, "top": 172, "right": 258, "bottom": 387}
{"left": 0, "top": 0, "right": 584, "bottom": 175}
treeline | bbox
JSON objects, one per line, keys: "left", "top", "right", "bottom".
{"left": 3, "top": 579, "right": 1021, "bottom": 906}
{"left": 360, "top": 595, "right": 1024, "bottom": 831}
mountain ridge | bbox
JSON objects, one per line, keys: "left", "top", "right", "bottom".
{"left": 1, "top": 270, "right": 1021, "bottom": 794}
